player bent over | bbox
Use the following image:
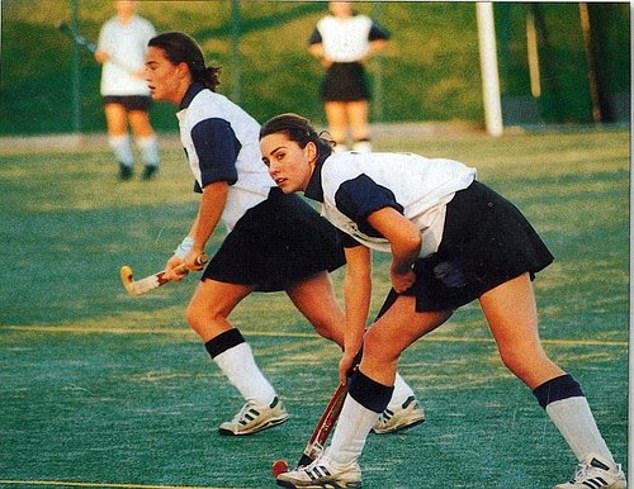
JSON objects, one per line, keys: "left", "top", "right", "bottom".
{"left": 143, "top": 33, "right": 424, "bottom": 437}
{"left": 259, "top": 113, "right": 626, "bottom": 489}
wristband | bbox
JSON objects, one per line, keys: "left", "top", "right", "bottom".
{"left": 174, "top": 236, "right": 194, "bottom": 258}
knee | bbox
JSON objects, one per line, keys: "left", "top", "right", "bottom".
{"left": 498, "top": 345, "right": 561, "bottom": 387}
{"left": 363, "top": 328, "right": 401, "bottom": 364}
{"left": 185, "top": 300, "right": 225, "bottom": 336}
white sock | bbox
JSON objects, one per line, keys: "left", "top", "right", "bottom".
{"left": 136, "top": 135, "right": 160, "bottom": 167}
{"left": 546, "top": 396, "right": 615, "bottom": 464}
{"left": 108, "top": 134, "right": 134, "bottom": 166}
{"left": 386, "top": 373, "right": 414, "bottom": 411}
{"left": 327, "top": 395, "right": 378, "bottom": 466}
{"left": 213, "top": 342, "right": 276, "bottom": 406}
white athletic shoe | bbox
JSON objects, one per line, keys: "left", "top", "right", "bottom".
{"left": 218, "top": 396, "right": 288, "bottom": 436}
{"left": 276, "top": 451, "right": 362, "bottom": 488}
{"left": 372, "top": 395, "right": 426, "bottom": 434}
{"left": 554, "top": 453, "right": 627, "bottom": 489}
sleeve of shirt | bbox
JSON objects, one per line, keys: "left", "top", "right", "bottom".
{"left": 334, "top": 174, "right": 404, "bottom": 235}
{"left": 190, "top": 117, "right": 241, "bottom": 188}
{"left": 308, "top": 27, "right": 323, "bottom": 45}
{"left": 369, "top": 21, "right": 390, "bottom": 41}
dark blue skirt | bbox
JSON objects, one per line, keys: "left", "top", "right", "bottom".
{"left": 321, "top": 62, "right": 370, "bottom": 102}
{"left": 378, "top": 181, "right": 554, "bottom": 315}
{"left": 202, "top": 188, "right": 345, "bottom": 292}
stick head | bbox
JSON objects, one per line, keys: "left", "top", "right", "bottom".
{"left": 272, "top": 459, "right": 289, "bottom": 478}
{"left": 120, "top": 265, "right": 135, "bottom": 294}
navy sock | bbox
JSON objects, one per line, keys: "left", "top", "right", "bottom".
{"left": 532, "top": 374, "right": 584, "bottom": 409}
{"left": 204, "top": 329, "right": 245, "bottom": 359}
{"left": 348, "top": 370, "right": 394, "bottom": 414}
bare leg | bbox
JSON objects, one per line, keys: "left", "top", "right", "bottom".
{"left": 324, "top": 101, "right": 349, "bottom": 149}
{"left": 479, "top": 272, "right": 564, "bottom": 388}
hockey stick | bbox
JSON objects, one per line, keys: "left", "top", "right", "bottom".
{"left": 272, "top": 382, "right": 348, "bottom": 478}
{"left": 56, "top": 20, "right": 136, "bottom": 74}
{"left": 297, "top": 381, "right": 347, "bottom": 467}
{"left": 56, "top": 20, "right": 97, "bottom": 54}
{"left": 120, "top": 254, "right": 208, "bottom": 296}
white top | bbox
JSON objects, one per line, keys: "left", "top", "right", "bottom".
{"left": 314, "top": 152, "right": 477, "bottom": 257}
{"left": 176, "top": 86, "right": 274, "bottom": 231}
{"left": 315, "top": 14, "right": 376, "bottom": 63}
{"left": 97, "top": 14, "right": 155, "bottom": 96}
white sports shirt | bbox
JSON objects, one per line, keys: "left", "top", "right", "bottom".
{"left": 97, "top": 14, "right": 155, "bottom": 96}
{"left": 312, "top": 14, "right": 388, "bottom": 63}
{"left": 305, "top": 152, "right": 477, "bottom": 257}
{"left": 176, "top": 83, "right": 274, "bottom": 231}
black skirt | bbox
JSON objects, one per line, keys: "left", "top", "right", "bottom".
{"left": 202, "top": 188, "right": 345, "bottom": 292}
{"left": 377, "top": 181, "right": 554, "bottom": 315}
{"left": 321, "top": 62, "right": 370, "bottom": 102}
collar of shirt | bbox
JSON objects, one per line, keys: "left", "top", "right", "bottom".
{"left": 179, "top": 82, "right": 207, "bottom": 110}
{"left": 304, "top": 151, "right": 331, "bottom": 202}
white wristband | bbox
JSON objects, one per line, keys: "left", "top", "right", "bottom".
{"left": 174, "top": 236, "right": 194, "bottom": 258}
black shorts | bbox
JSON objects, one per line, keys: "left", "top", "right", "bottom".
{"left": 202, "top": 188, "right": 345, "bottom": 292}
{"left": 377, "top": 181, "right": 554, "bottom": 314}
{"left": 102, "top": 95, "right": 152, "bottom": 111}
{"left": 321, "top": 62, "right": 370, "bottom": 102}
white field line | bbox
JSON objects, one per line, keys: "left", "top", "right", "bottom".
{"left": 1, "top": 325, "right": 627, "bottom": 348}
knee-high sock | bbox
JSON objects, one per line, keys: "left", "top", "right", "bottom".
{"left": 108, "top": 134, "right": 134, "bottom": 166}
{"left": 136, "top": 135, "right": 160, "bottom": 167}
{"left": 206, "top": 329, "right": 276, "bottom": 406}
{"left": 533, "top": 374, "right": 614, "bottom": 463}
{"left": 328, "top": 371, "right": 394, "bottom": 465}
{"left": 386, "top": 373, "right": 415, "bottom": 411}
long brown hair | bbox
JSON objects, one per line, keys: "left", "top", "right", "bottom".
{"left": 148, "top": 32, "right": 221, "bottom": 91}
{"left": 260, "top": 113, "right": 334, "bottom": 158}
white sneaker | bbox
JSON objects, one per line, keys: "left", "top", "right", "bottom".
{"left": 276, "top": 452, "right": 362, "bottom": 488}
{"left": 218, "top": 396, "right": 288, "bottom": 436}
{"left": 554, "top": 453, "right": 627, "bottom": 489}
{"left": 372, "top": 395, "right": 425, "bottom": 434}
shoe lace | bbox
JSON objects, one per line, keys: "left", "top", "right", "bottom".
{"left": 570, "top": 463, "right": 589, "bottom": 483}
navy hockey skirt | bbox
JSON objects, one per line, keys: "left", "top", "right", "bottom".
{"left": 378, "top": 181, "right": 554, "bottom": 315}
{"left": 321, "top": 62, "right": 370, "bottom": 102}
{"left": 202, "top": 188, "right": 345, "bottom": 292}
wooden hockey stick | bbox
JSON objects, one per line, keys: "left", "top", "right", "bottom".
{"left": 120, "top": 254, "right": 207, "bottom": 296}
{"left": 296, "top": 381, "right": 348, "bottom": 467}
{"left": 272, "top": 382, "right": 348, "bottom": 479}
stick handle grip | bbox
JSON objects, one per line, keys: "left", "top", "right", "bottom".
{"left": 174, "top": 253, "right": 208, "bottom": 274}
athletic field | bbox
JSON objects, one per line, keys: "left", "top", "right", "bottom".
{"left": 0, "top": 127, "right": 629, "bottom": 489}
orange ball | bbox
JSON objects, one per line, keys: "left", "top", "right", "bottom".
{"left": 272, "top": 459, "right": 289, "bottom": 477}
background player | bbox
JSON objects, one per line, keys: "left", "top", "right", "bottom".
{"left": 95, "top": 0, "right": 160, "bottom": 180}
{"left": 308, "top": 1, "right": 389, "bottom": 152}
{"left": 144, "top": 32, "right": 424, "bottom": 437}
{"left": 260, "top": 113, "right": 626, "bottom": 489}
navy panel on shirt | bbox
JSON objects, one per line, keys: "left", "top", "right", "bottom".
{"left": 334, "top": 174, "right": 404, "bottom": 237}
{"left": 369, "top": 22, "right": 390, "bottom": 41}
{"left": 191, "top": 118, "right": 240, "bottom": 188}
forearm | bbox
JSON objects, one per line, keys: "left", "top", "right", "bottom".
{"left": 390, "top": 236, "right": 421, "bottom": 274}
{"left": 344, "top": 270, "right": 371, "bottom": 355}
{"left": 191, "top": 181, "right": 228, "bottom": 254}
{"left": 343, "top": 246, "right": 373, "bottom": 354}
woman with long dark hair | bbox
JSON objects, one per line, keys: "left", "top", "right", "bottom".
{"left": 142, "top": 33, "right": 423, "bottom": 437}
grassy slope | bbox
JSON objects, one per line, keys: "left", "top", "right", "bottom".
{"left": 0, "top": 129, "right": 628, "bottom": 488}
{"left": 1, "top": 1, "right": 628, "bottom": 135}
